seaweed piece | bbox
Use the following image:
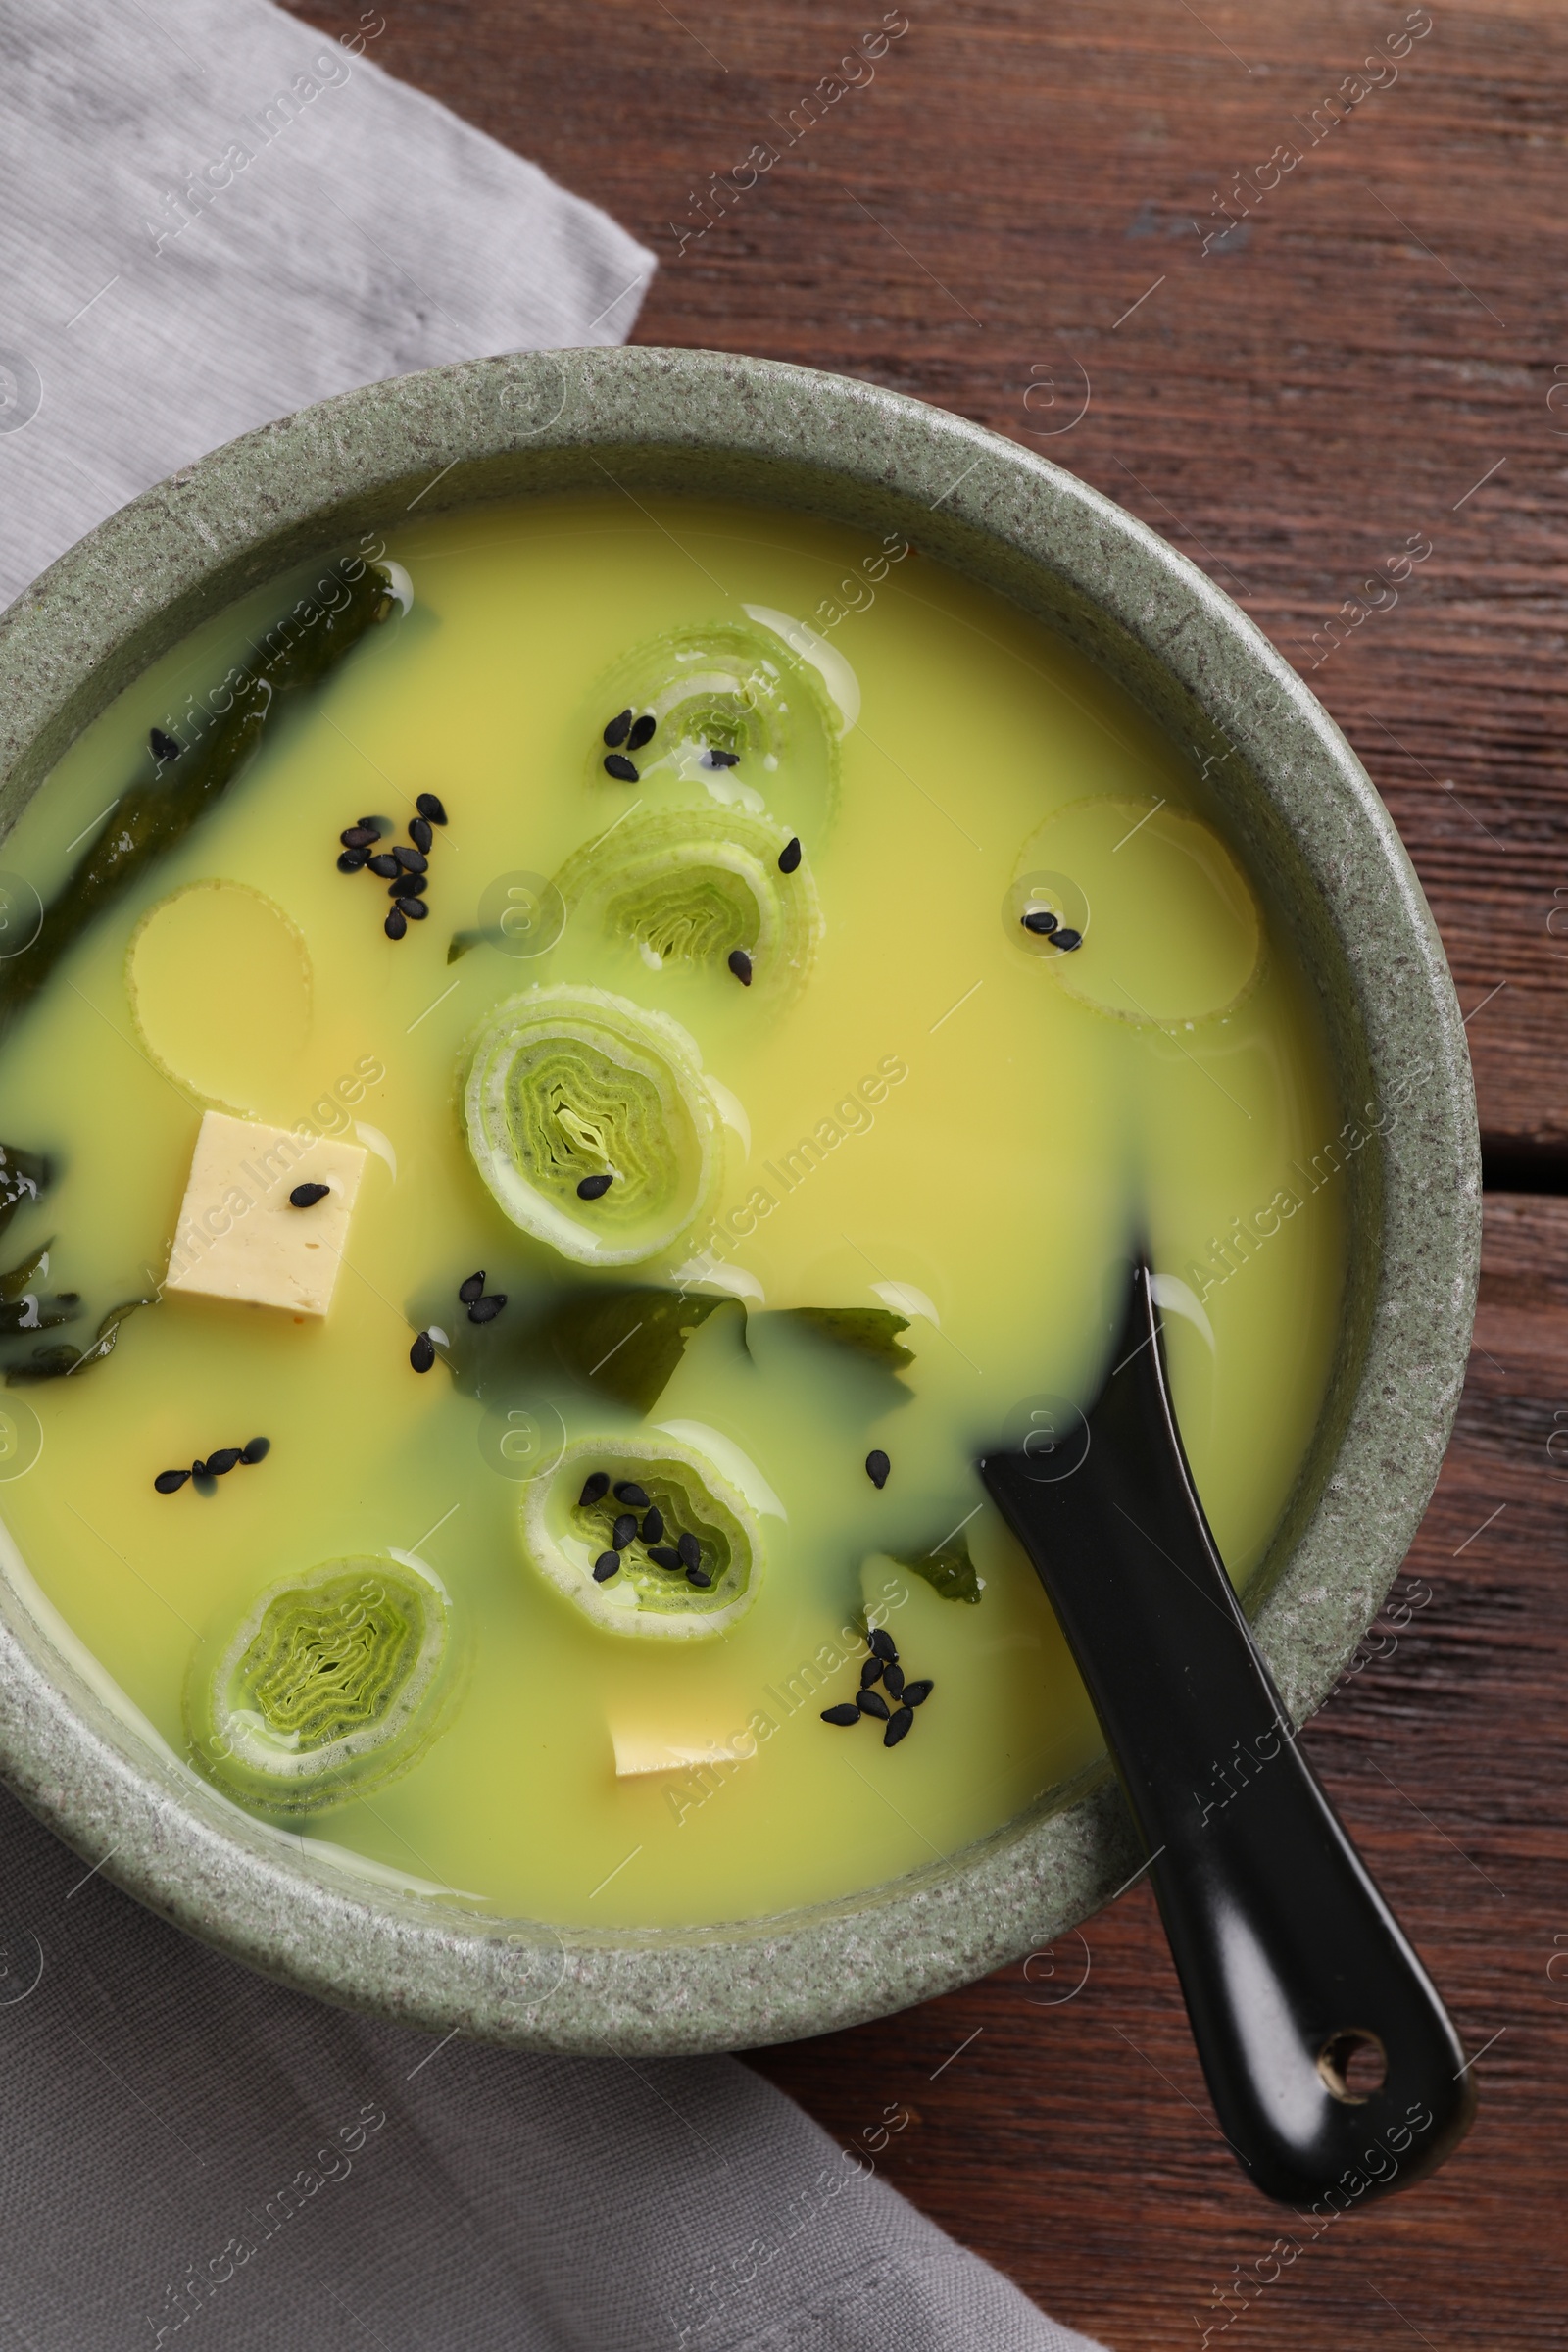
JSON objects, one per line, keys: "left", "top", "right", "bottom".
{"left": 6, "top": 1296, "right": 153, "bottom": 1386}
{"left": 0, "top": 1143, "right": 51, "bottom": 1243}
{"left": 779, "top": 1306, "right": 913, "bottom": 1374}
{"left": 0, "top": 558, "right": 396, "bottom": 1042}
{"left": 0, "top": 1296, "right": 78, "bottom": 1338}
{"left": 895, "top": 1532, "right": 982, "bottom": 1605}
{"left": 0, "top": 1240, "right": 52, "bottom": 1303}
{"left": 421, "top": 1276, "right": 730, "bottom": 1418}
{"left": 542, "top": 1285, "right": 731, "bottom": 1413}
{"left": 0, "top": 1241, "right": 78, "bottom": 1333}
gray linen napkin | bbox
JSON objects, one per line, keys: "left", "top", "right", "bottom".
{"left": 0, "top": 0, "right": 654, "bottom": 611}
{"left": 0, "top": 7, "right": 1106, "bottom": 2345}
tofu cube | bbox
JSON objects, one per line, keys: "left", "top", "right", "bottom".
{"left": 165, "top": 1111, "right": 367, "bottom": 1317}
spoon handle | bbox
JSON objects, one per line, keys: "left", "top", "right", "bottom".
{"left": 979, "top": 1264, "right": 1475, "bottom": 2206}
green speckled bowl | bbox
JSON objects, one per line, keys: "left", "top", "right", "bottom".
{"left": 0, "top": 349, "right": 1478, "bottom": 2054}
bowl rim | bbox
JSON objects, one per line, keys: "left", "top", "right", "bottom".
{"left": 0, "top": 345, "right": 1479, "bottom": 2054}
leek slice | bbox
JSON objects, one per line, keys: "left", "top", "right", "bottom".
{"left": 588, "top": 620, "right": 839, "bottom": 839}
{"left": 554, "top": 808, "right": 821, "bottom": 1001}
{"left": 187, "top": 1555, "right": 455, "bottom": 1813}
{"left": 521, "top": 1433, "right": 762, "bottom": 1641}
{"left": 463, "top": 985, "right": 721, "bottom": 1268}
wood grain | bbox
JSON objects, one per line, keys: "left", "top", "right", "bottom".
{"left": 281, "top": 6, "right": 1568, "bottom": 2340}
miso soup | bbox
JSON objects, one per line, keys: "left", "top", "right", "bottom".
{"left": 0, "top": 496, "right": 1346, "bottom": 1928}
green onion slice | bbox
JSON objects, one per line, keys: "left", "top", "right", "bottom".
{"left": 521, "top": 1433, "right": 763, "bottom": 1641}
{"left": 186, "top": 1555, "right": 456, "bottom": 1814}
{"left": 588, "top": 620, "right": 839, "bottom": 840}
{"left": 464, "top": 984, "right": 722, "bottom": 1268}
{"left": 554, "top": 808, "right": 821, "bottom": 1000}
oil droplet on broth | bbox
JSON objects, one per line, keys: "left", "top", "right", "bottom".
{"left": 127, "top": 880, "right": 312, "bottom": 1114}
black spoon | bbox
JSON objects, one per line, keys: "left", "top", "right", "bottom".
{"left": 978, "top": 1258, "right": 1476, "bottom": 2206}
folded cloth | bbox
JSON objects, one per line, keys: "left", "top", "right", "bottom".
{"left": 0, "top": 0, "right": 655, "bottom": 611}
{"left": 0, "top": 8, "right": 1104, "bottom": 2346}
{"left": 0, "top": 1788, "right": 1104, "bottom": 2352}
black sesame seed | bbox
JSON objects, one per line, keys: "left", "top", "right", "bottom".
{"left": 150, "top": 726, "right": 182, "bottom": 763}
{"left": 706, "top": 749, "right": 741, "bottom": 768}
{"left": 393, "top": 844, "right": 427, "bottom": 873}
{"left": 884, "top": 1662, "right": 906, "bottom": 1699}
{"left": 192, "top": 1471, "right": 219, "bottom": 1496}
{"left": 409, "top": 817, "right": 433, "bottom": 855}
{"left": 865, "top": 1448, "right": 890, "bottom": 1490}
{"left": 603, "top": 753, "right": 639, "bottom": 783}
{"left": 289, "top": 1182, "right": 330, "bottom": 1209}
{"left": 904, "top": 1679, "right": 934, "bottom": 1706}
{"left": 409, "top": 1330, "right": 436, "bottom": 1373}
{"left": 859, "top": 1657, "right": 882, "bottom": 1690}
{"left": 358, "top": 816, "right": 386, "bottom": 834}
{"left": 603, "top": 709, "right": 633, "bottom": 748}
{"left": 207, "top": 1446, "right": 243, "bottom": 1476}
{"left": 457, "top": 1273, "right": 485, "bottom": 1304}
{"left": 884, "top": 1706, "right": 914, "bottom": 1747}
{"left": 579, "top": 1471, "right": 611, "bottom": 1506}
{"left": 778, "top": 837, "right": 802, "bottom": 874}
{"left": 341, "top": 825, "right": 376, "bottom": 850}
{"left": 1021, "top": 906, "right": 1059, "bottom": 937}
{"left": 592, "top": 1552, "right": 621, "bottom": 1582}
{"left": 677, "top": 1530, "right": 702, "bottom": 1571}
{"left": 154, "top": 1468, "right": 189, "bottom": 1494}
{"left": 337, "top": 850, "right": 368, "bottom": 873}
{"left": 396, "top": 896, "right": 429, "bottom": 920}
{"left": 820, "top": 1703, "right": 860, "bottom": 1726}
{"left": 467, "top": 1294, "right": 506, "bottom": 1323}
{"left": 1054, "top": 927, "right": 1084, "bottom": 953}
{"left": 727, "top": 948, "right": 753, "bottom": 986}
{"left": 641, "top": 1506, "right": 665, "bottom": 1544}
{"left": 576, "top": 1172, "right": 612, "bottom": 1200}
{"left": 241, "top": 1437, "right": 270, "bottom": 1464}
{"left": 416, "top": 793, "right": 448, "bottom": 826}
{"left": 366, "top": 853, "right": 400, "bottom": 878}
{"left": 390, "top": 875, "right": 426, "bottom": 900}
{"left": 612, "top": 1514, "right": 638, "bottom": 1549}
{"left": 858, "top": 1689, "right": 891, "bottom": 1720}
{"left": 385, "top": 909, "right": 408, "bottom": 940}
{"left": 626, "top": 713, "right": 656, "bottom": 752}
{"left": 648, "top": 1544, "right": 684, "bottom": 1570}
{"left": 613, "top": 1481, "right": 650, "bottom": 1508}
{"left": 868, "top": 1627, "right": 898, "bottom": 1665}
{"left": 685, "top": 1565, "right": 713, "bottom": 1589}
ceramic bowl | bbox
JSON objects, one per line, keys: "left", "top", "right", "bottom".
{"left": 0, "top": 348, "right": 1478, "bottom": 2053}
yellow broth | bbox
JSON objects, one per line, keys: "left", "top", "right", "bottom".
{"left": 0, "top": 496, "right": 1346, "bottom": 1926}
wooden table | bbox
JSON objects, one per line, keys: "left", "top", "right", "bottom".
{"left": 292, "top": 6, "right": 1568, "bottom": 2341}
